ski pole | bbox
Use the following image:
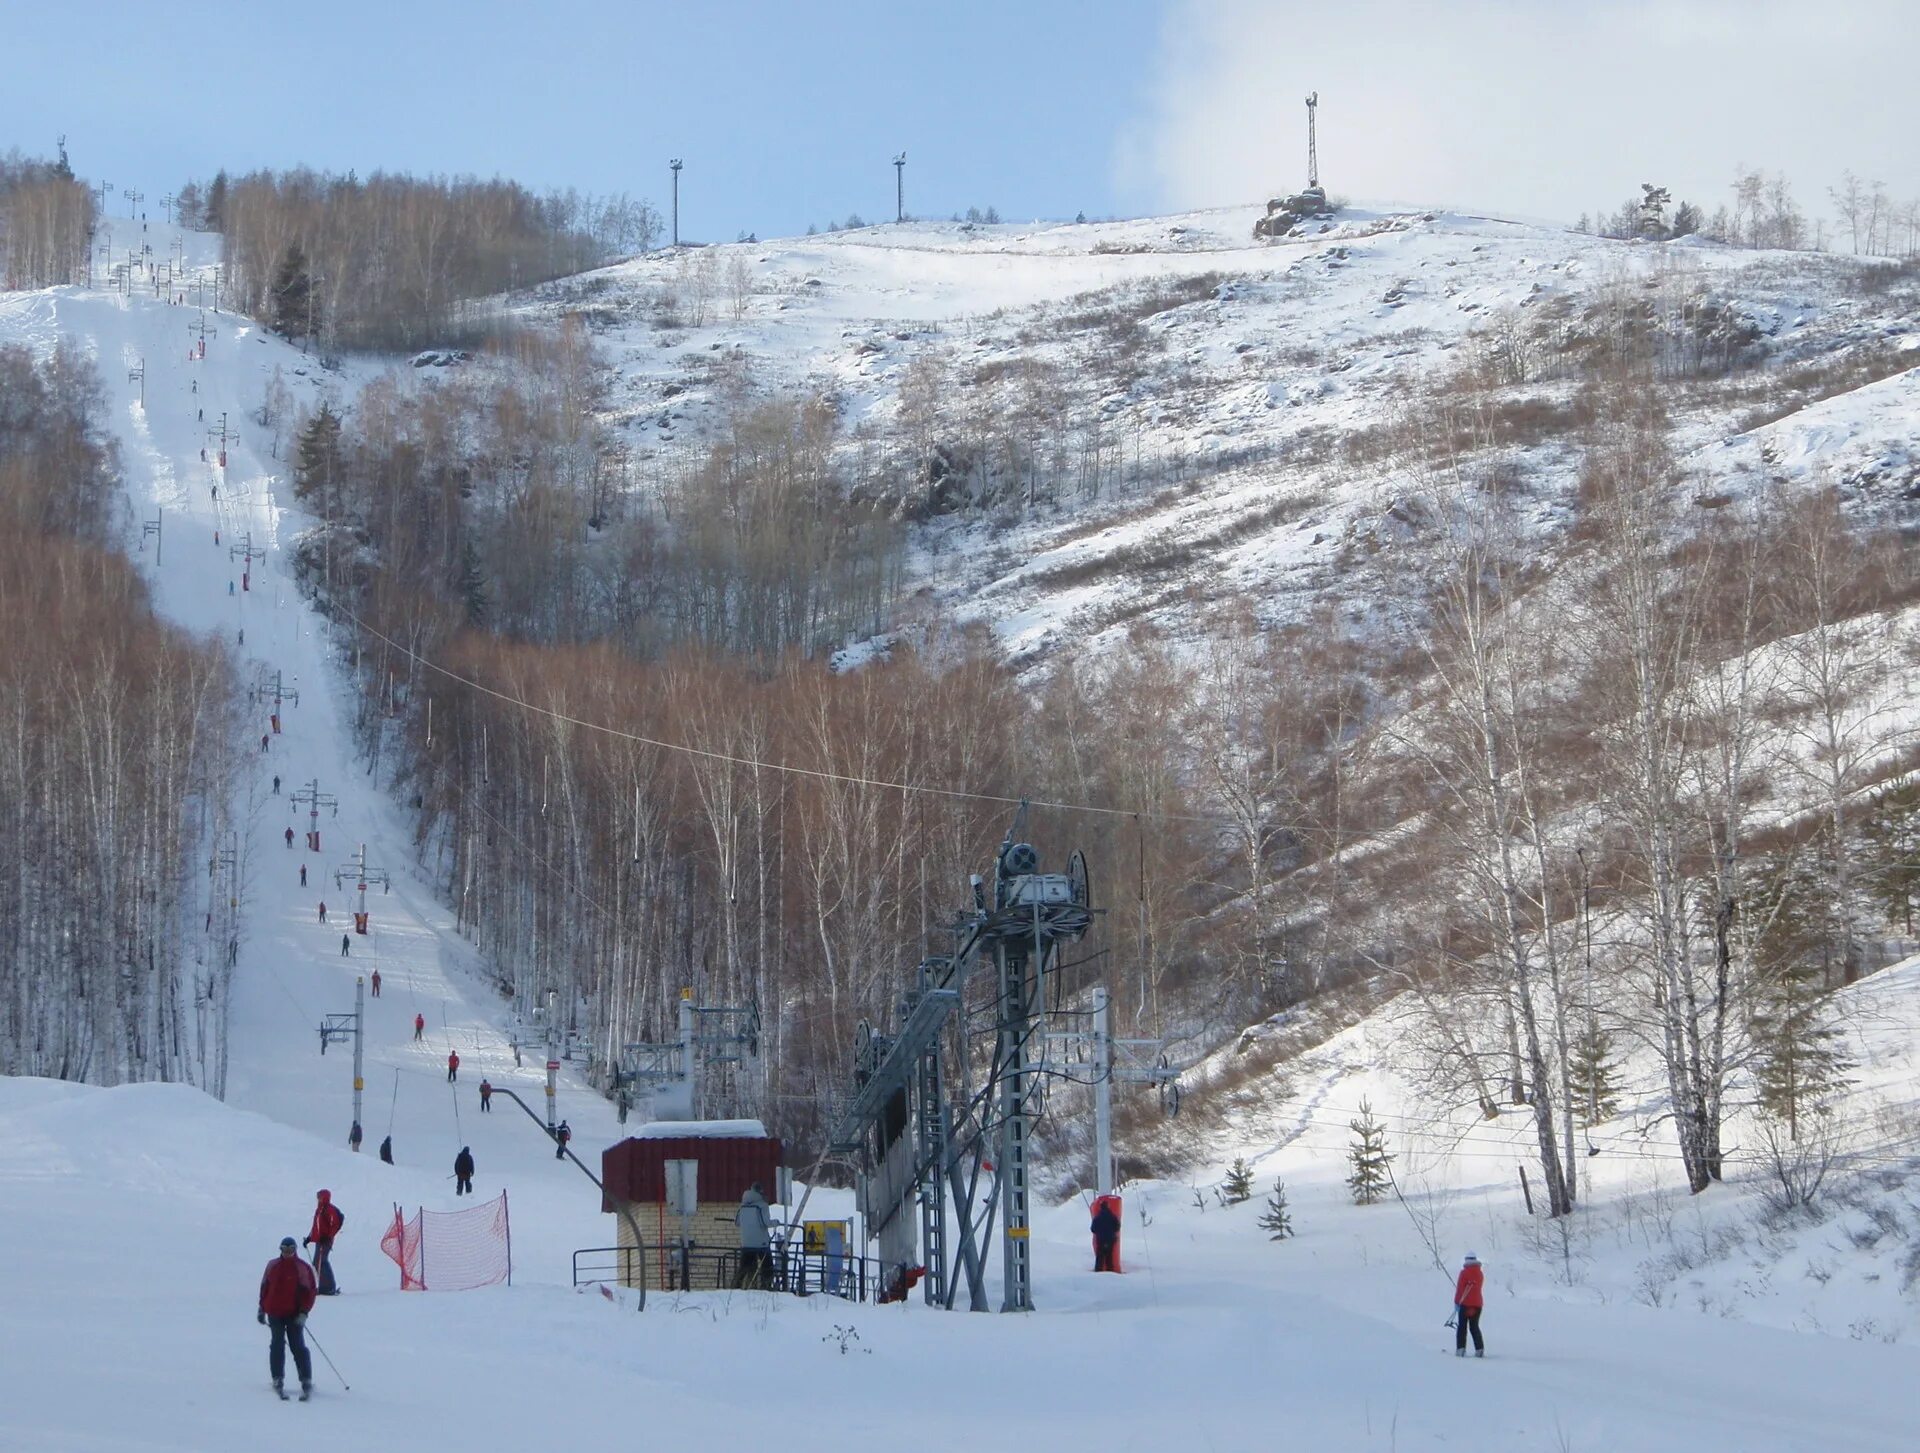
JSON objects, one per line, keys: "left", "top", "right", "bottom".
{"left": 306, "top": 1329, "right": 350, "bottom": 1390}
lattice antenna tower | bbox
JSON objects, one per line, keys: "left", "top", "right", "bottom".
{"left": 1305, "top": 91, "right": 1319, "bottom": 190}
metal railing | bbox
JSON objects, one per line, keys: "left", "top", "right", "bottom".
{"left": 572, "top": 1239, "right": 886, "bottom": 1301}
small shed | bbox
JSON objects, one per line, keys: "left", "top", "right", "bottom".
{"left": 601, "top": 1119, "right": 783, "bottom": 1290}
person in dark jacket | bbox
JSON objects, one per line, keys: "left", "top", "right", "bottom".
{"left": 304, "top": 1189, "right": 344, "bottom": 1296}
{"left": 1453, "top": 1252, "right": 1486, "bottom": 1357}
{"left": 554, "top": 1119, "right": 571, "bottom": 1159}
{"left": 1090, "top": 1198, "right": 1121, "bottom": 1272}
{"left": 340, "top": 933, "right": 351, "bottom": 957}
{"left": 258, "top": 1236, "right": 317, "bottom": 1398}
{"left": 454, "top": 1146, "right": 475, "bottom": 1195}
{"left": 379, "top": 1135, "right": 393, "bottom": 1164}
{"left": 347, "top": 1120, "right": 362, "bottom": 1153}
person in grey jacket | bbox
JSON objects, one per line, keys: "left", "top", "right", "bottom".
{"left": 736, "top": 1182, "right": 772, "bottom": 1289}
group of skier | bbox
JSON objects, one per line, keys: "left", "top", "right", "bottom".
{"left": 255, "top": 1189, "right": 346, "bottom": 1399}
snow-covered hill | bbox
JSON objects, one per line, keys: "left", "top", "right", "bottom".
{"left": 4, "top": 209, "right": 1919, "bottom": 1450}
{"left": 519, "top": 203, "right": 1919, "bottom": 668}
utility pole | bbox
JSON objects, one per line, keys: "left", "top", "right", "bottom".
{"left": 291, "top": 778, "right": 339, "bottom": 854}
{"left": 333, "top": 842, "right": 391, "bottom": 936}
{"left": 669, "top": 158, "right": 682, "bottom": 247}
{"left": 894, "top": 152, "right": 907, "bottom": 223}
{"left": 123, "top": 187, "right": 144, "bottom": 223}
{"left": 127, "top": 356, "right": 145, "bottom": 409}
{"left": 141, "top": 508, "right": 162, "bottom": 565}
{"left": 160, "top": 193, "right": 176, "bottom": 225}
{"left": 94, "top": 178, "right": 112, "bottom": 213}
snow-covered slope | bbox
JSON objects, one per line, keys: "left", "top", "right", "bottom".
{"left": 4, "top": 213, "right": 1919, "bottom": 1451}
{"left": 522, "top": 203, "right": 1920, "bottom": 667}
{"left": 0, "top": 240, "right": 637, "bottom": 1273}
{"left": 6, "top": 1070, "right": 1917, "bottom": 1452}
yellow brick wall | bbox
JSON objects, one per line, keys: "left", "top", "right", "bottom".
{"left": 611, "top": 1198, "right": 756, "bottom": 1290}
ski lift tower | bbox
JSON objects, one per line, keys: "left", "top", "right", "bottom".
{"left": 333, "top": 842, "right": 391, "bottom": 936}
{"left": 1040, "top": 985, "right": 1182, "bottom": 1198}
{"left": 617, "top": 988, "right": 761, "bottom": 1123}
{"left": 318, "top": 976, "right": 367, "bottom": 1147}
{"left": 291, "top": 778, "right": 338, "bottom": 854}
{"left": 829, "top": 806, "right": 1093, "bottom": 1312}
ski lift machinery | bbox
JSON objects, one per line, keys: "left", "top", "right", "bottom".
{"left": 829, "top": 805, "right": 1106, "bottom": 1311}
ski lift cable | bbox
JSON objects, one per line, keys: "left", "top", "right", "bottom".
{"left": 335, "top": 604, "right": 1395, "bottom": 833}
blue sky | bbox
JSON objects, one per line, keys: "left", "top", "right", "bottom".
{"left": 7, "top": 2, "right": 1916, "bottom": 241}
{"left": 5, "top": 0, "right": 1166, "bottom": 239}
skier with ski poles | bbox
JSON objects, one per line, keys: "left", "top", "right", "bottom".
{"left": 257, "top": 1235, "right": 316, "bottom": 1400}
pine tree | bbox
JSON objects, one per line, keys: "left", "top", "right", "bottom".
{"left": 1860, "top": 784, "right": 1920, "bottom": 934}
{"left": 175, "top": 180, "right": 204, "bottom": 232}
{"left": 204, "top": 170, "right": 228, "bottom": 233}
{"left": 1566, "top": 1021, "right": 1621, "bottom": 1127}
{"left": 1750, "top": 858, "right": 1853, "bottom": 1140}
{"left": 1346, "top": 1098, "right": 1393, "bottom": 1205}
{"left": 271, "top": 244, "right": 314, "bottom": 341}
{"left": 1257, "top": 1178, "right": 1293, "bottom": 1239}
{"left": 1220, "top": 1156, "right": 1255, "bottom": 1205}
{"left": 459, "top": 539, "right": 490, "bottom": 628}
{"left": 293, "top": 403, "right": 344, "bottom": 516}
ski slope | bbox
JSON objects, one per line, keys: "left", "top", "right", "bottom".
{"left": 2, "top": 222, "right": 1917, "bottom": 1451}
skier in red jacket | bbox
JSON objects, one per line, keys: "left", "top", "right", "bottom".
{"left": 258, "top": 1236, "right": 318, "bottom": 1398}
{"left": 1453, "top": 1252, "right": 1485, "bottom": 1357}
{"left": 447, "top": 1049, "right": 460, "bottom": 1083}
{"left": 414, "top": 1012, "right": 425, "bottom": 1042}
{"left": 304, "top": 1189, "right": 344, "bottom": 1296}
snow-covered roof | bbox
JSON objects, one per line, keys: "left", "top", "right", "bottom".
{"left": 630, "top": 1117, "right": 769, "bottom": 1139}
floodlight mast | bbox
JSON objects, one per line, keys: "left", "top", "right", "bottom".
{"left": 894, "top": 152, "right": 907, "bottom": 223}
{"left": 669, "top": 159, "right": 683, "bottom": 247}
{"left": 1305, "top": 91, "right": 1319, "bottom": 190}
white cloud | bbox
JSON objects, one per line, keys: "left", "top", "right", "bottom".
{"left": 1117, "top": 0, "right": 1920, "bottom": 228}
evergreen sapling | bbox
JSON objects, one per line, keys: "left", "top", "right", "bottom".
{"left": 1257, "top": 1178, "right": 1293, "bottom": 1240}
{"left": 1347, "top": 1098, "right": 1393, "bottom": 1205}
{"left": 1220, "top": 1156, "right": 1255, "bottom": 1205}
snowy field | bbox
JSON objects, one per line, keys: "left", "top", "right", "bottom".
{"left": 2, "top": 218, "right": 1918, "bottom": 1451}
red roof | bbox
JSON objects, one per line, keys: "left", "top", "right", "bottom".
{"left": 601, "top": 1132, "right": 782, "bottom": 1212}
